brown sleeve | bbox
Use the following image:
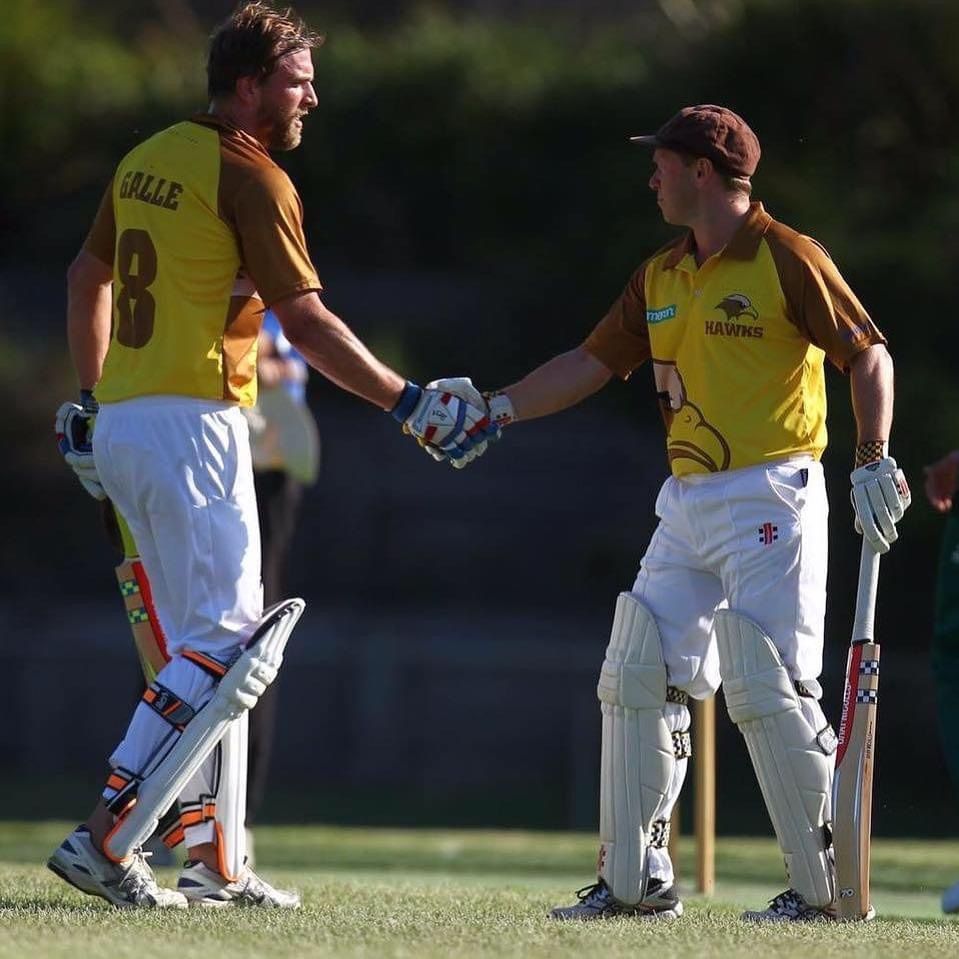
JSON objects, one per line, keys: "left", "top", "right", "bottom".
{"left": 766, "top": 229, "right": 886, "bottom": 371}
{"left": 82, "top": 179, "right": 116, "bottom": 266}
{"left": 582, "top": 264, "right": 652, "bottom": 379}
{"left": 228, "top": 166, "right": 322, "bottom": 307}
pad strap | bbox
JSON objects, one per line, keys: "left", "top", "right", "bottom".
{"left": 182, "top": 649, "right": 230, "bottom": 680}
{"left": 142, "top": 682, "right": 197, "bottom": 731}
{"left": 104, "top": 767, "right": 141, "bottom": 816}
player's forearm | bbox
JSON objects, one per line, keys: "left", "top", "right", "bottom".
{"left": 272, "top": 293, "right": 404, "bottom": 410}
{"left": 502, "top": 346, "right": 612, "bottom": 422}
{"left": 66, "top": 252, "right": 113, "bottom": 391}
{"left": 849, "top": 344, "right": 894, "bottom": 459}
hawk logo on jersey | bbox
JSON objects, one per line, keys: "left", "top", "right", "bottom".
{"left": 654, "top": 361, "right": 731, "bottom": 472}
{"left": 705, "top": 293, "right": 764, "bottom": 338}
{"left": 716, "top": 294, "right": 758, "bottom": 321}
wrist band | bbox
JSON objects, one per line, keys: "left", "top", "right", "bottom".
{"left": 79, "top": 389, "right": 100, "bottom": 415}
{"left": 483, "top": 390, "right": 515, "bottom": 427}
{"left": 390, "top": 382, "right": 422, "bottom": 422}
{"left": 854, "top": 440, "right": 887, "bottom": 468}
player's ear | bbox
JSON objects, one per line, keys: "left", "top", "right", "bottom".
{"left": 695, "top": 158, "right": 711, "bottom": 180}
{"left": 234, "top": 74, "right": 259, "bottom": 106}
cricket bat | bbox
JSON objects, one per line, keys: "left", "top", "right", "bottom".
{"left": 100, "top": 499, "right": 170, "bottom": 683}
{"left": 832, "top": 540, "right": 881, "bottom": 920}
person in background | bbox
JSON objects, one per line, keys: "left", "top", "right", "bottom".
{"left": 923, "top": 449, "right": 959, "bottom": 913}
{"left": 244, "top": 308, "right": 320, "bottom": 860}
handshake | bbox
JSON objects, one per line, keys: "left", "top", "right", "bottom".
{"left": 390, "top": 377, "right": 514, "bottom": 470}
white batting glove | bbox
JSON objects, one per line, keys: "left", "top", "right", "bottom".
{"left": 390, "top": 381, "right": 498, "bottom": 467}
{"left": 419, "top": 377, "right": 516, "bottom": 469}
{"left": 55, "top": 396, "right": 106, "bottom": 500}
{"left": 850, "top": 456, "right": 911, "bottom": 554}
{"left": 421, "top": 377, "right": 494, "bottom": 469}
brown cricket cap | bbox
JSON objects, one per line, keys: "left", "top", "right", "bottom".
{"left": 630, "top": 104, "right": 761, "bottom": 178}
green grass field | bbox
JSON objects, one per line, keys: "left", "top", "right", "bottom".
{"left": 1, "top": 822, "right": 957, "bottom": 958}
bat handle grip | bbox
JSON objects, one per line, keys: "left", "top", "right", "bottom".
{"left": 852, "top": 540, "right": 881, "bottom": 643}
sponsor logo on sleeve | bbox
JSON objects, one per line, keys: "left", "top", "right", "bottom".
{"left": 646, "top": 305, "right": 677, "bottom": 324}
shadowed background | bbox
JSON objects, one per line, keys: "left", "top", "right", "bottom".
{"left": 2, "top": 0, "right": 958, "bottom": 839}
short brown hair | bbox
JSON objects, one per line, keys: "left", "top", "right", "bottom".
{"left": 677, "top": 152, "right": 753, "bottom": 197}
{"left": 207, "top": 2, "right": 323, "bottom": 99}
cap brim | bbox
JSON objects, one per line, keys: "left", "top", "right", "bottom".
{"left": 629, "top": 135, "right": 660, "bottom": 146}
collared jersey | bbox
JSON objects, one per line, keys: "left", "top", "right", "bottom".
{"left": 584, "top": 202, "right": 885, "bottom": 476}
{"left": 85, "top": 114, "right": 322, "bottom": 407}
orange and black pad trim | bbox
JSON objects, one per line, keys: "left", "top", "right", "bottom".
{"left": 142, "top": 682, "right": 196, "bottom": 731}
{"left": 182, "top": 649, "right": 228, "bottom": 680}
{"left": 104, "top": 767, "right": 141, "bottom": 816}
{"left": 178, "top": 799, "right": 218, "bottom": 829}
{"left": 158, "top": 803, "right": 184, "bottom": 849}
{"left": 101, "top": 795, "right": 139, "bottom": 864}
{"left": 214, "top": 820, "right": 241, "bottom": 882}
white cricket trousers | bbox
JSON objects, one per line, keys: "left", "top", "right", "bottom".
{"left": 93, "top": 396, "right": 263, "bottom": 846}
{"left": 633, "top": 456, "right": 829, "bottom": 700}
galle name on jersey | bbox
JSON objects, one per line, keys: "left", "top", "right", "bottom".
{"left": 118, "top": 169, "right": 184, "bottom": 211}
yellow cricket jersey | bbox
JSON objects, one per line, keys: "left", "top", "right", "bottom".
{"left": 84, "top": 114, "right": 322, "bottom": 407}
{"left": 585, "top": 202, "right": 885, "bottom": 476}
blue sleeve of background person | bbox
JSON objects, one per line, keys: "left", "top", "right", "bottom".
{"left": 263, "top": 309, "right": 308, "bottom": 405}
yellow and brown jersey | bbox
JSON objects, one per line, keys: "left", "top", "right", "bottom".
{"left": 584, "top": 202, "right": 885, "bottom": 476}
{"left": 85, "top": 114, "right": 321, "bottom": 407}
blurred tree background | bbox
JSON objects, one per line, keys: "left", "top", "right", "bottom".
{"left": 2, "top": 0, "right": 959, "bottom": 834}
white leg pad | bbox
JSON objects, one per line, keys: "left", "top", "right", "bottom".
{"left": 647, "top": 698, "right": 691, "bottom": 884}
{"left": 217, "top": 712, "right": 249, "bottom": 880}
{"left": 104, "top": 597, "right": 304, "bottom": 864}
{"left": 179, "top": 713, "right": 249, "bottom": 881}
{"left": 715, "top": 610, "right": 836, "bottom": 907}
{"left": 596, "top": 592, "right": 674, "bottom": 905}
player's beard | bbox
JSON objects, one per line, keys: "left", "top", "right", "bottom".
{"left": 261, "top": 103, "right": 305, "bottom": 152}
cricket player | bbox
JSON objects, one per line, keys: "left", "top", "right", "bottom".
{"left": 435, "top": 105, "right": 910, "bottom": 921}
{"left": 51, "top": 1, "right": 496, "bottom": 909}
{"left": 923, "top": 449, "right": 959, "bottom": 913}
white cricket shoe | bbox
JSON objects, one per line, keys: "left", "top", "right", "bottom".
{"left": 47, "top": 825, "right": 187, "bottom": 909}
{"left": 549, "top": 878, "right": 683, "bottom": 920}
{"left": 942, "top": 879, "right": 959, "bottom": 913}
{"left": 177, "top": 860, "right": 300, "bottom": 908}
{"left": 742, "top": 888, "right": 875, "bottom": 922}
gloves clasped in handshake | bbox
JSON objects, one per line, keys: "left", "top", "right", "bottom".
{"left": 391, "top": 377, "right": 513, "bottom": 469}
{"left": 850, "top": 455, "right": 911, "bottom": 554}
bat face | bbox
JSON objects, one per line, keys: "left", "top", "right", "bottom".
{"left": 833, "top": 639, "right": 880, "bottom": 920}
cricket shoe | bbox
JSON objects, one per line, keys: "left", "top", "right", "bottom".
{"left": 741, "top": 888, "right": 875, "bottom": 922}
{"left": 177, "top": 860, "right": 300, "bottom": 908}
{"left": 47, "top": 825, "right": 187, "bottom": 909}
{"left": 549, "top": 878, "right": 683, "bottom": 920}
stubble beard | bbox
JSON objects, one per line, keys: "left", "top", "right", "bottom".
{"left": 262, "top": 105, "right": 304, "bottom": 152}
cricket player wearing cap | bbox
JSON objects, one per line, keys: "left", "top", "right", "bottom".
{"left": 432, "top": 104, "right": 910, "bottom": 921}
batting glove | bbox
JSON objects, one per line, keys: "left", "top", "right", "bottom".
{"left": 55, "top": 391, "right": 106, "bottom": 500}
{"left": 850, "top": 456, "right": 911, "bottom": 554}
{"left": 391, "top": 380, "right": 499, "bottom": 469}
{"left": 416, "top": 377, "right": 509, "bottom": 469}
